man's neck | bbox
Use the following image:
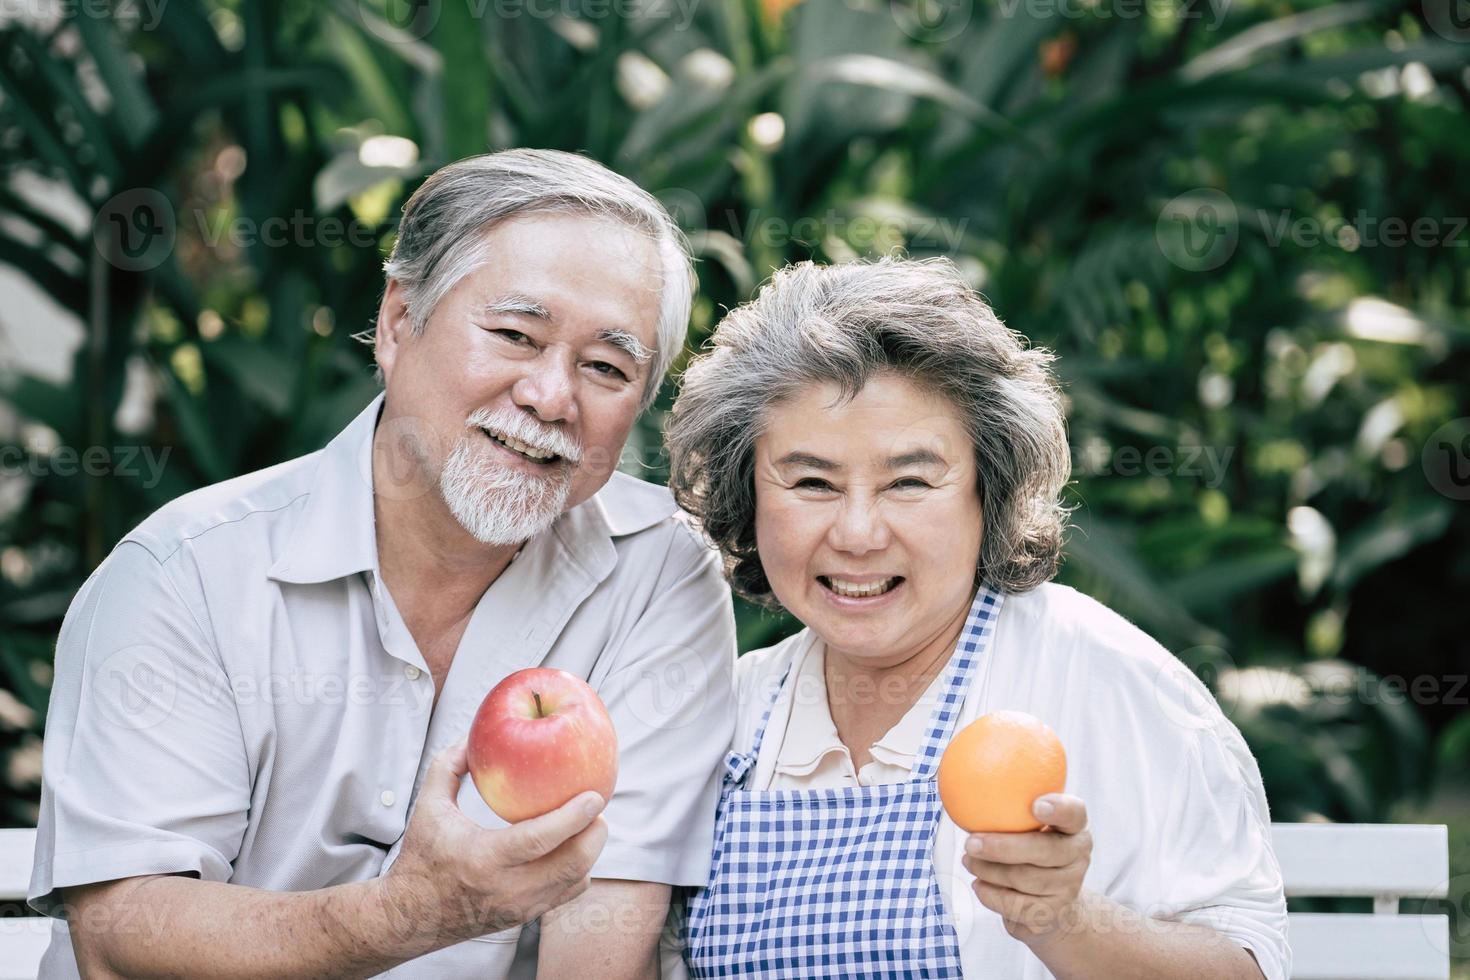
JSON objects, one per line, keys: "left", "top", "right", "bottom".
{"left": 370, "top": 424, "right": 521, "bottom": 629}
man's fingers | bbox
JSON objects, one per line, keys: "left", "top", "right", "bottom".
{"left": 1033, "top": 794, "right": 1087, "bottom": 834}
{"left": 497, "top": 792, "right": 606, "bottom": 865}
{"left": 421, "top": 738, "right": 471, "bottom": 804}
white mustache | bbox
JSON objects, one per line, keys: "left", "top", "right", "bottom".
{"left": 465, "top": 407, "right": 583, "bottom": 465}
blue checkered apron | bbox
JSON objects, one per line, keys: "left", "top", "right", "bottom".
{"left": 685, "top": 584, "right": 1005, "bottom": 978}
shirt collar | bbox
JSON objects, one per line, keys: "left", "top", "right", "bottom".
{"left": 773, "top": 640, "right": 952, "bottom": 776}
{"left": 268, "top": 392, "right": 383, "bottom": 585}
{"left": 267, "top": 393, "right": 677, "bottom": 586}
{"left": 773, "top": 641, "right": 848, "bottom": 774}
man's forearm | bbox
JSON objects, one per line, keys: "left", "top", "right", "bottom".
{"left": 66, "top": 873, "right": 450, "bottom": 980}
{"left": 1022, "top": 888, "right": 1267, "bottom": 980}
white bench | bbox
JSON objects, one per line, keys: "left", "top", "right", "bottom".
{"left": 0, "top": 823, "right": 1452, "bottom": 978}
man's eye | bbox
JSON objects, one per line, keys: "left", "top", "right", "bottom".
{"left": 492, "top": 329, "right": 531, "bottom": 344}
{"left": 589, "top": 362, "right": 630, "bottom": 381}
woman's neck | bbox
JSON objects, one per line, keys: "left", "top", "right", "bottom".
{"left": 822, "top": 597, "right": 973, "bottom": 769}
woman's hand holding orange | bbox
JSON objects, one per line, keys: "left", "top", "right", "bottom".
{"left": 962, "top": 793, "right": 1093, "bottom": 946}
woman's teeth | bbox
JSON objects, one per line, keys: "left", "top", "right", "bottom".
{"left": 823, "top": 577, "right": 899, "bottom": 598}
{"left": 484, "top": 429, "right": 557, "bottom": 462}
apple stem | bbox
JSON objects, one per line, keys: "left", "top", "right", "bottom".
{"left": 533, "top": 691, "right": 544, "bottom": 718}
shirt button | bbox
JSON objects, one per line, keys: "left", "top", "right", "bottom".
{"left": 404, "top": 665, "right": 421, "bottom": 680}
{"left": 380, "top": 790, "right": 396, "bottom": 807}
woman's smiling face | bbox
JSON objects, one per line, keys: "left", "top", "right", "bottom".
{"left": 753, "top": 372, "right": 985, "bottom": 667}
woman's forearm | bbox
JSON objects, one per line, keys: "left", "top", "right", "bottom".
{"left": 1020, "top": 888, "right": 1266, "bottom": 980}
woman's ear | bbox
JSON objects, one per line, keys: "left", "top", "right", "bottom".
{"left": 374, "top": 279, "right": 413, "bottom": 384}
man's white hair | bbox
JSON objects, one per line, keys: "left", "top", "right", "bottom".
{"left": 371, "top": 148, "right": 695, "bottom": 412}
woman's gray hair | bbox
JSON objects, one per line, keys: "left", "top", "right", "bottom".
{"left": 666, "top": 256, "right": 1072, "bottom": 604}
{"left": 375, "top": 148, "right": 694, "bottom": 411}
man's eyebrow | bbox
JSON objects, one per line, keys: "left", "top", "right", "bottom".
{"left": 599, "top": 328, "right": 654, "bottom": 364}
{"left": 885, "top": 448, "right": 947, "bottom": 469}
{"left": 483, "top": 295, "right": 551, "bottom": 320}
{"left": 775, "top": 451, "right": 839, "bottom": 470}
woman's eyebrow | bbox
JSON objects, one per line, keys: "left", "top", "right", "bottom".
{"left": 776, "top": 451, "right": 838, "bottom": 470}
{"left": 885, "top": 449, "right": 947, "bottom": 470}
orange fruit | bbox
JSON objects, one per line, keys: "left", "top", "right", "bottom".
{"left": 937, "top": 710, "right": 1067, "bottom": 832}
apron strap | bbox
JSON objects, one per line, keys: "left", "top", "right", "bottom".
{"left": 910, "top": 582, "right": 1006, "bottom": 782}
{"left": 727, "top": 583, "right": 1005, "bottom": 788}
{"left": 721, "top": 659, "right": 793, "bottom": 786}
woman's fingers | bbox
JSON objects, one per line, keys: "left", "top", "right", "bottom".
{"left": 963, "top": 855, "right": 1088, "bottom": 897}
{"left": 1032, "top": 793, "right": 1087, "bottom": 834}
{"left": 964, "top": 826, "right": 1091, "bottom": 868}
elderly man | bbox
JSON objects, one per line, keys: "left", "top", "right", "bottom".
{"left": 27, "top": 149, "right": 735, "bottom": 979}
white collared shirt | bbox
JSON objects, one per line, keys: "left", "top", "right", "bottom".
{"left": 28, "top": 393, "right": 737, "bottom": 979}
{"left": 723, "top": 583, "right": 1291, "bottom": 980}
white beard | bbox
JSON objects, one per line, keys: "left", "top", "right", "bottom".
{"left": 438, "top": 430, "right": 574, "bottom": 546}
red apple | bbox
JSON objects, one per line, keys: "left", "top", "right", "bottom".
{"left": 467, "top": 667, "right": 618, "bottom": 823}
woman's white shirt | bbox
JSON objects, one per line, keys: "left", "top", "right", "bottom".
{"left": 729, "top": 582, "right": 1291, "bottom": 980}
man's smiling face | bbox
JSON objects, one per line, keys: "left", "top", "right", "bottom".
{"left": 375, "top": 210, "right": 665, "bottom": 545}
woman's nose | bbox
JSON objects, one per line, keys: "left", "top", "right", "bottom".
{"left": 827, "top": 496, "right": 891, "bottom": 555}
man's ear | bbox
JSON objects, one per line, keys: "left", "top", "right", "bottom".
{"left": 375, "top": 279, "right": 414, "bottom": 384}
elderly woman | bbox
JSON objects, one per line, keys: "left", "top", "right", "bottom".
{"left": 665, "top": 257, "right": 1289, "bottom": 979}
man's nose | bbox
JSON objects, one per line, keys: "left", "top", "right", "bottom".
{"left": 511, "top": 353, "right": 577, "bottom": 426}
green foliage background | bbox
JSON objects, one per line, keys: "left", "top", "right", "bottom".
{"left": 0, "top": 0, "right": 1467, "bottom": 956}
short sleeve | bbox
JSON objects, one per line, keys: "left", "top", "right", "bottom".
{"left": 590, "top": 536, "right": 736, "bottom": 888}
{"left": 28, "top": 542, "right": 251, "bottom": 919}
{"left": 1149, "top": 722, "right": 1292, "bottom": 980}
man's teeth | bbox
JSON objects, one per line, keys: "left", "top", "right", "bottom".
{"left": 484, "top": 429, "right": 557, "bottom": 461}
{"left": 826, "top": 577, "right": 898, "bottom": 598}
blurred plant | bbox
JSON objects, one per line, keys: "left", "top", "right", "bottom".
{"left": 0, "top": 0, "right": 1465, "bottom": 839}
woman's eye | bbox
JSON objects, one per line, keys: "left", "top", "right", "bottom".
{"left": 890, "top": 478, "right": 931, "bottom": 490}
{"left": 794, "top": 478, "right": 834, "bottom": 491}
{"left": 589, "top": 362, "right": 630, "bottom": 381}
